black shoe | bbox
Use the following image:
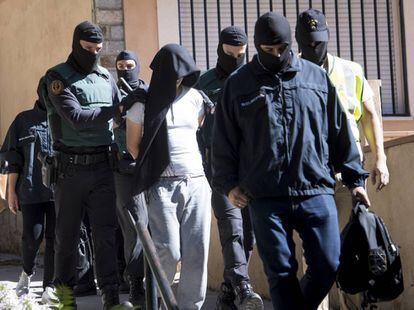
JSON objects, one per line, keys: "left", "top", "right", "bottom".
{"left": 101, "top": 285, "right": 120, "bottom": 310}
{"left": 234, "top": 281, "right": 263, "bottom": 310}
{"left": 128, "top": 276, "right": 145, "bottom": 308}
{"left": 216, "top": 282, "right": 237, "bottom": 310}
{"left": 73, "top": 282, "right": 97, "bottom": 297}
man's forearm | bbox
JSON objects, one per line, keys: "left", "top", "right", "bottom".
{"left": 7, "top": 173, "right": 18, "bottom": 195}
{"left": 361, "top": 99, "right": 386, "bottom": 161}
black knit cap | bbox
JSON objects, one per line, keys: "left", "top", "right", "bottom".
{"left": 220, "top": 26, "right": 248, "bottom": 46}
{"left": 72, "top": 21, "right": 103, "bottom": 46}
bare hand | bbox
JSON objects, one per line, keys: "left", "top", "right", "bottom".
{"left": 371, "top": 158, "right": 389, "bottom": 192}
{"left": 350, "top": 186, "right": 371, "bottom": 207}
{"left": 7, "top": 191, "right": 19, "bottom": 215}
{"left": 228, "top": 186, "right": 249, "bottom": 209}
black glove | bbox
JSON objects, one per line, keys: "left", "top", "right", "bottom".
{"left": 121, "top": 86, "right": 148, "bottom": 112}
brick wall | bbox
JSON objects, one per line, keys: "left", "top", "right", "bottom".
{"left": 93, "top": 0, "right": 125, "bottom": 78}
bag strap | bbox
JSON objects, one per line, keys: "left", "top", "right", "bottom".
{"left": 354, "top": 203, "right": 379, "bottom": 250}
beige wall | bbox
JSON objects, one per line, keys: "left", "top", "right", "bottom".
{"left": 156, "top": 0, "right": 180, "bottom": 47}
{"left": 361, "top": 137, "right": 414, "bottom": 309}
{"left": 0, "top": 0, "right": 92, "bottom": 252}
{"left": 0, "top": 0, "right": 92, "bottom": 142}
{"left": 123, "top": 0, "right": 180, "bottom": 84}
{"left": 123, "top": 0, "right": 159, "bottom": 83}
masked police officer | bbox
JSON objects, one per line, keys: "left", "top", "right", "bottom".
{"left": 113, "top": 50, "right": 148, "bottom": 307}
{"left": 198, "top": 26, "right": 263, "bottom": 310}
{"left": 295, "top": 9, "right": 389, "bottom": 309}
{"left": 45, "top": 21, "right": 134, "bottom": 309}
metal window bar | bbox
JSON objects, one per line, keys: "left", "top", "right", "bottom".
{"left": 386, "top": 0, "right": 396, "bottom": 114}
{"left": 127, "top": 210, "right": 179, "bottom": 310}
{"left": 348, "top": 0, "right": 354, "bottom": 61}
{"left": 177, "top": 0, "right": 407, "bottom": 116}
{"left": 230, "top": 0, "right": 235, "bottom": 25}
{"left": 203, "top": 0, "right": 209, "bottom": 68}
{"left": 243, "top": 0, "right": 249, "bottom": 62}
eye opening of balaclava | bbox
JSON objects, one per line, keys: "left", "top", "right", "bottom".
{"left": 254, "top": 12, "right": 292, "bottom": 74}
{"left": 68, "top": 21, "right": 103, "bottom": 74}
{"left": 295, "top": 9, "right": 329, "bottom": 66}
{"left": 116, "top": 50, "right": 140, "bottom": 90}
{"left": 216, "top": 26, "right": 248, "bottom": 79}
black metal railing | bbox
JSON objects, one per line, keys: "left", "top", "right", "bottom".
{"left": 178, "top": 0, "right": 409, "bottom": 116}
{"left": 127, "top": 210, "right": 179, "bottom": 310}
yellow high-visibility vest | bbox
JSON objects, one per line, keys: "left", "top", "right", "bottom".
{"left": 327, "top": 53, "right": 364, "bottom": 158}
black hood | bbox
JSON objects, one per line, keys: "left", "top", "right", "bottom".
{"left": 35, "top": 76, "right": 47, "bottom": 111}
{"left": 67, "top": 21, "right": 103, "bottom": 74}
{"left": 133, "top": 44, "right": 200, "bottom": 193}
{"left": 215, "top": 26, "right": 248, "bottom": 79}
{"left": 254, "top": 12, "right": 292, "bottom": 74}
{"left": 116, "top": 50, "right": 141, "bottom": 90}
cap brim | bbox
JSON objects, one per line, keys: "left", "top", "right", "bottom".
{"left": 308, "top": 30, "right": 329, "bottom": 43}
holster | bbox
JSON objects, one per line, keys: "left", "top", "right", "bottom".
{"left": 37, "top": 152, "right": 58, "bottom": 190}
{"left": 108, "top": 143, "right": 119, "bottom": 171}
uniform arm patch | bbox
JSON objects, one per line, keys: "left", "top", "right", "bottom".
{"left": 50, "top": 80, "right": 64, "bottom": 95}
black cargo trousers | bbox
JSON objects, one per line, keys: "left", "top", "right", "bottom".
{"left": 113, "top": 159, "right": 148, "bottom": 279}
{"left": 207, "top": 155, "right": 255, "bottom": 288}
{"left": 53, "top": 152, "right": 119, "bottom": 290}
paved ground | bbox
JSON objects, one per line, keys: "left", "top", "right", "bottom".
{"left": 0, "top": 254, "right": 272, "bottom": 309}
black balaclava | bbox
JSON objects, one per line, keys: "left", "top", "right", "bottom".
{"left": 67, "top": 21, "right": 103, "bottom": 74}
{"left": 300, "top": 41, "right": 328, "bottom": 66}
{"left": 116, "top": 50, "right": 140, "bottom": 90}
{"left": 133, "top": 44, "right": 200, "bottom": 193}
{"left": 215, "top": 26, "right": 248, "bottom": 79}
{"left": 295, "top": 9, "right": 330, "bottom": 66}
{"left": 254, "top": 12, "right": 292, "bottom": 74}
{"left": 35, "top": 76, "right": 47, "bottom": 111}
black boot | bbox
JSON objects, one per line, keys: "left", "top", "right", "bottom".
{"left": 101, "top": 285, "right": 120, "bottom": 310}
{"left": 234, "top": 281, "right": 263, "bottom": 310}
{"left": 128, "top": 276, "right": 145, "bottom": 307}
{"left": 73, "top": 281, "right": 97, "bottom": 297}
{"left": 215, "top": 282, "right": 237, "bottom": 310}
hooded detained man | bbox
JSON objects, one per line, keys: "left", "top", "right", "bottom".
{"left": 295, "top": 9, "right": 389, "bottom": 308}
{"left": 113, "top": 50, "right": 148, "bottom": 307}
{"left": 197, "top": 26, "right": 263, "bottom": 310}
{"left": 44, "top": 21, "right": 135, "bottom": 309}
{"left": 0, "top": 77, "right": 55, "bottom": 304}
{"left": 126, "top": 44, "right": 211, "bottom": 309}
{"left": 212, "top": 12, "right": 371, "bottom": 309}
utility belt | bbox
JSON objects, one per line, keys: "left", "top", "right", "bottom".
{"left": 38, "top": 144, "right": 119, "bottom": 189}
{"left": 59, "top": 151, "right": 109, "bottom": 166}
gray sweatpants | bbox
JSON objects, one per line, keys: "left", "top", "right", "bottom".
{"left": 147, "top": 176, "right": 211, "bottom": 310}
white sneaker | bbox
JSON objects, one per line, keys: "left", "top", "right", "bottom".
{"left": 41, "top": 286, "right": 57, "bottom": 304}
{"left": 15, "top": 270, "right": 31, "bottom": 297}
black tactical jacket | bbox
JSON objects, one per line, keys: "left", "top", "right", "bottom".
{"left": 212, "top": 53, "right": 368, "bottom": 198}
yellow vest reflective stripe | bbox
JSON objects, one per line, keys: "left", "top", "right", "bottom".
{"left": 327, "top": 54, "right": 364, "bottom": 158}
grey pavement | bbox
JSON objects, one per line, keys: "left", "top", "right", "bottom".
{"left": 0, "top": 253, "right": 272, "bottom": 309}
